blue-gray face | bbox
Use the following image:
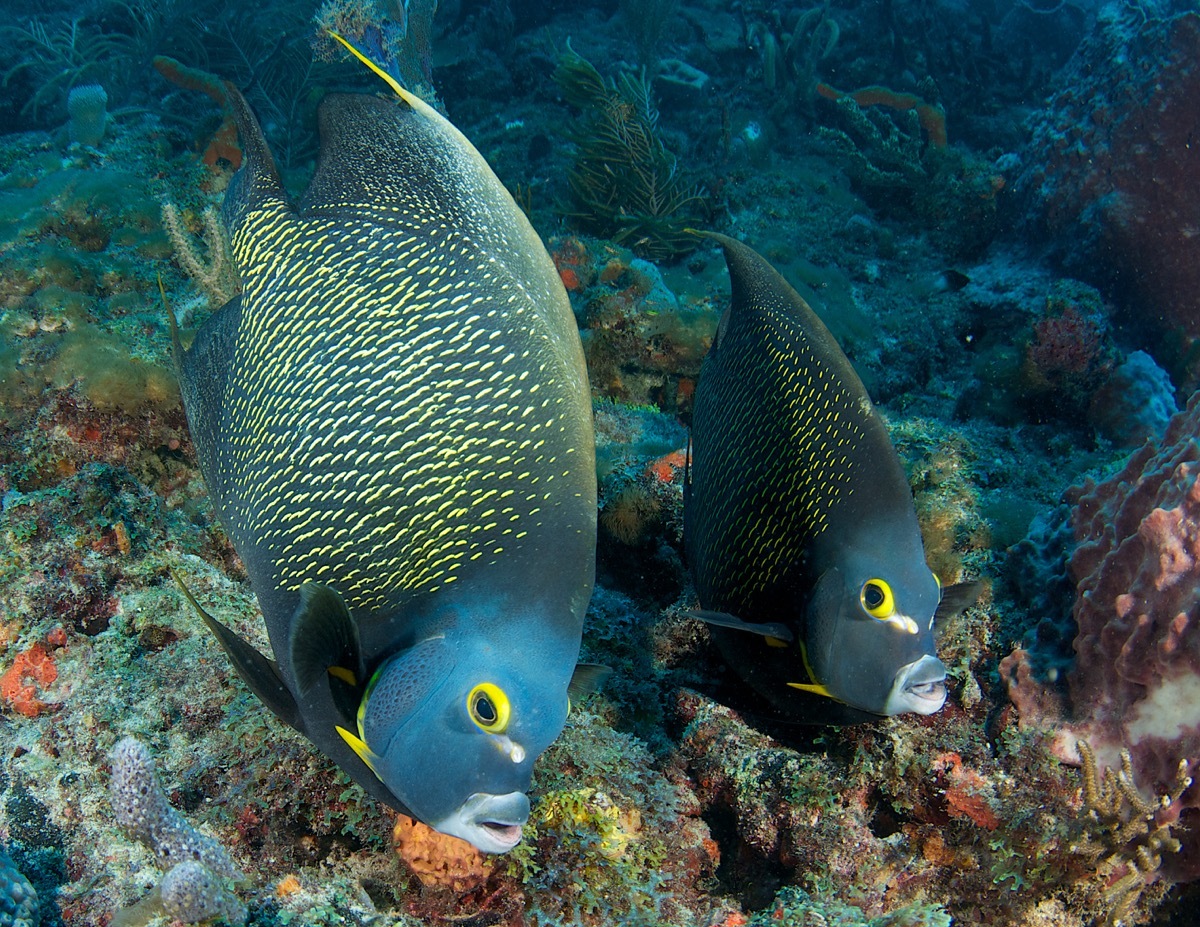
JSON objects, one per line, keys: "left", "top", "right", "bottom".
{"left": 804, "top": 555, "right": 947, "bottom": 716}
{"left": 350, "top": 639, "right": 569, "bottom": 853}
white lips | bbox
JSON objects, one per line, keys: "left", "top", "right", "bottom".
{"left": 884, "top": 654, "right": 948, "bottom": 716}
{"left": 433, "top": 791, "right": 530, "bottom": 854}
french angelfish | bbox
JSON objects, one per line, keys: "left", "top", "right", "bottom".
{"left": 684, "top": 233, "right": 953, "bottom": 720}
{"left": 171, "top": 39, "right": 600, "bottom": 853}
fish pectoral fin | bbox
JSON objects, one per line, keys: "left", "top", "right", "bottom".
{"left": 682, "top": 609, "right": 795, "bottom": 644}
{"left": 568, "top": 663, "right": 612, "bottom": 701}
{"left": 289, "top": 582, "right": 363, "bottom": 697}
{"left": 171, "top": 568, "right": 303, "bottom": 731}
{"left": 934, "top": 580, "right": 984, "bottom": 628}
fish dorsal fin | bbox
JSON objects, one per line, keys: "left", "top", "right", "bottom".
{"left": 700, "top": 231, "right": 872, "bottom": 402}
{"left": 682, "top": 608, "right": 795, "bottom": 644}
{"left": 289, "top": 583, "right": 363, "bottom": 698}
{"left": 568, "top": 663, "right": 612, "bottom": 701}
{"left": 314, "top": 34, "right": 574, "bottom": 356}
{"left": 220, "top": 82, "right": 290, "bottom": 237}
{"left": 171, "top": 568, "right": 303, "bottom": 730}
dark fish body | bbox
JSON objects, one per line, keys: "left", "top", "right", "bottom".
{"left": 685, "top": 233, "right": 946, "bottom": 719}
{"left": 175, "top": 79, "right": 596, "bottom": 852}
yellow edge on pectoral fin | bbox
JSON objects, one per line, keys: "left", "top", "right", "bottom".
{"left": 328, "top": 665, "right": 357, "bottom": 686}
{"left": 336, "top": 725, "right": 382, "bottom": 778}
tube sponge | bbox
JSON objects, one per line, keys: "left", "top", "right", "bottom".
{"left": 66, "top": 84, "right": 108, "bottom": 147}
{"left": 109, "top": 737, "right": 241, "bottom": 880}
{"left": 109, "top": 737, "right": 246, "bottom": 926}
{"left": 160, "top": 861, "right": 247, "bottom": 926}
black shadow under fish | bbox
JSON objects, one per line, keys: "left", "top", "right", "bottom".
{"left": 684, "top": 233, "right": 961, "bottom": 721}
{"left": 170, "top": 39, "right": 600, "bottom": 853}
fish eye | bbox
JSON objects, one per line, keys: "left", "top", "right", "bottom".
{"left": 467, "top": 682, "right": 510, "bottom": 734}
{"left": 861, "top": 579, "right": 895, "bottom": 619}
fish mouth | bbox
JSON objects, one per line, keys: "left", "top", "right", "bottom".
{"left": 885, "top": 655, "right": 948, "bottom": 716}
{"left": 479, "top": 820, "right": 524, "bottom": 850}
{"left": 434, "top": 791, "right": 530, "bottom": 854}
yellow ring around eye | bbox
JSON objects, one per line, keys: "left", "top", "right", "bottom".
{"left": 861, "top": 579, "right": 895, "bottom": 619}
{"left": 467, "top": 682, "right": 510, "bottom": 733}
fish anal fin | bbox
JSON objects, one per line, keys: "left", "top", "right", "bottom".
{"left": 787, "top": 681, "right": 839, "bottom": 701}
{"left": 171, "top": 568, "right": 302, "bottom": 730}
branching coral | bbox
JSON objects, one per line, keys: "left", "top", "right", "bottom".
{"left": 161, "top": 202, "right": 241, "bottom": 308}
{"left": 1072, "top": 741, "right": 1190, "bottom": 926}
{"left": 554, "top": 47, "right": 707, "bottom": 262}
{"left": 816, "top": 90, "right": 1001, "bottom": 258}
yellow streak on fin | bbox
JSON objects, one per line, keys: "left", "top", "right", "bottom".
{"left": 328, "top": 665, "right": 357, "bottom": 686}
{"left": 328, "top": 30, "right": 412, "bottom": 103}
{"left": 787, "top": 682, "right": 837, "bottom": 699}
{"left": 764, "top": 636, "right": 789, "bottom": 649}
{"left": 336, "top": 725, "right": 382, "bottom": 779}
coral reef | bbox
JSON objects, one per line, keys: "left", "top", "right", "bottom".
{"left": 551, "top": 236, "right": 720, "bottom": 413}
{"left": 1002, "top": 392, "right": 1200, "bottom": 882}
{"left": 1, "top": 1, "right": 1195, "bottom": 925}
{"left": 0, "top": 847, "right": 38, "bottom": 927}
{"left": 1014, "top": 7, "right": 1200, "bottom": 386}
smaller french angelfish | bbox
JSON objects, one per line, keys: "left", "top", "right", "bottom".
{"left": 684, "top": 233, "right": 968, "bottom": 721}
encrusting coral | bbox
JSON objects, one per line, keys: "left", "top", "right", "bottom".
{"left": 391, "top": 814, "right": 491, "bottom": 893}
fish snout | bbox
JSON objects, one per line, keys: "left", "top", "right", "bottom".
{"left": 884, "top": 654, "right": 947, "bottom": 716}
{"left": 439, "top": 790, "right": 531, "bottom": 853}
